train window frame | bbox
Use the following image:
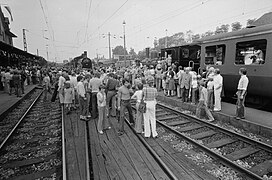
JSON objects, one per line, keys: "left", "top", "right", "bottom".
{"left": 235, "top": 39, "right": 267, "bottom": 66}
{"left": 204, "top": 44, "right": 226, "bottom": 66}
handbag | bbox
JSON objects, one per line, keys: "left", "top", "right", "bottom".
{"left": 138, "top": 89, "right": 147, "bottom": 113}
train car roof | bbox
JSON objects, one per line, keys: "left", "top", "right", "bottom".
{"left": 161, "top": 42, "right": 200, "bottom": 51}
{"left": 196, "top": 24, "right": 272, "bottom": 43}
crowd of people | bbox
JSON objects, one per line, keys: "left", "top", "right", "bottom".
{"left": 0, "top": 60, "right": 249, "bottom": 136}
{"left": 0, "top": 65, "right": 45, "bottom": 97}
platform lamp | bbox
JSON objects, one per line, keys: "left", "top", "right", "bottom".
{"left": 123, "top": 20, "right": 126, "bottom": 67}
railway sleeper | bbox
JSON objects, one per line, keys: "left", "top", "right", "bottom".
{"left": 225, "top": 147, "right": 260, "bottom": 161}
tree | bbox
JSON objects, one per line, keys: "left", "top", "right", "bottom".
{"left": 247, "top": 18, "right": 256, "bottom": 26}
{"left": 192, "top": 34, "right": 201, "bottom": 42}
{"left": 215, "top": 24, "right": 230, "bottom": 34}
{"left": 129, "top": 48, "right": 137, "bottom": 59}
{"left": 201, "top": 30, "right": 214, "bottom": 38}
{"left": 112, "top": 45, "right": 128, "bottom": 55}
{"left": 231, "top": 22, "right": 242, "bottom": 31}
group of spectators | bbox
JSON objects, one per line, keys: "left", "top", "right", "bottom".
{"left": 44, "top": 60, "right": 248, "bottom": 138}
{"left": 0, "top": 65, "right": 45, "bottom": 97}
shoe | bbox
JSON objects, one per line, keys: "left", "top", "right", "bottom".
{"left": 87, "top": 115, "right": 91, "bottom": 118}
{"left": 98, "top": 131, "right": 103, "bottom": 134}
{"left": 118, "top": 131, "right": 124, "bottom": 136}
{"left": 207, "top": 119, "right": 215, "bottom": 122}
{"left": 213, "top": 109, "right": 221, "bottom": 112}
{"left": 235, "top": 117, "right": 241, "bottom": 120}
{"left": 107, "top": 127, "right": 111, "bottom": 130}
{"left": 153, "top": 135, "right": 158, "bottom": 138}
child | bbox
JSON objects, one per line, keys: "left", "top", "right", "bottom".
{"left": 131, "top": 83, "right": 144, "bottom": 134}
{"left": 196, "top": 80, "right": 215, "bottom": 122}
{"left": 64, "top": 81, "right": 73, "bottom": 114}
{"left": 97, "top": 85, "right": 111, "bottom": 134}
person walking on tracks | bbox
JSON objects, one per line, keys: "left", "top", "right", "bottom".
{"left": 131, "top": 83, "right": 144, "bottom": 134}
{"left": 89, "top": 73, "right": 102, "bottom": 119}
{"left": 105, "top": 73, "right": 119, "bottom": 117}
{"left": 236, "top": 68, "right": 249, "bottom": 120}
{"left": 77, "top": 75, "right": 88, "bottom": 121}
{"left": 97, "top": 85, "right": 111, "bottom": 134}
{"left": 117, "top": 78, "right": 134, "bottom": 136}
{"left": 142, "top": 76, "right": 158, "bottom": 138}
{"left": 58, "top": 72, "right": 66, "bottom": 105}
{"left": 196, "top": 80, "right": 215, "bottom": 122}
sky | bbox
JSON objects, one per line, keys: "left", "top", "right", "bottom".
{"left": 1, "top": 0, "right": 272, "bottom": 62}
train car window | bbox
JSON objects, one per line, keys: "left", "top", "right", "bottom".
{"left": 235, "top": 39, "right": 266, "bottom": 65}
{"left": 205, "top": 44, "right": 225, "bottom": 65}
{"left": 182, "top": 48, "right": 189, "bottom": 58}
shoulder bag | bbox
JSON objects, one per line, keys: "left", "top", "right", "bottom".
{"left": 138, "top": 88, "right": 147, "bottom": 113}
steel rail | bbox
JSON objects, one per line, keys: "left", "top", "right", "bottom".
{"left": 156, "top": 103, "right": 265, "bottom": 180}
{"left": 61, "top": 106, "right": 67, "bottom": 180}
{"left": 0, "top": 90, "right": 44, "bottom": 150}
{"left": 124, "top": 116, "right": 178, "bottom": 180}
{"left": 157, "top": 120, "right": 262, "bottom": 180}
{"left": 85, "top": 121, "right": 91, "bottom": 180}
{"left": 157, "top": 103, "right": 272, "bottom": 153}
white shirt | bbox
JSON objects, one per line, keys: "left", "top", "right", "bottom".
{"left": 77, "top": 81, "right": 86, "bottom": 98}
{"left": 97, "top": 91, "right": 106, "bottom": 107}
{"left": 70, "top": 76, "right": 78, "bottom": 89}
{"left": 58, "top": 76, "right": 66, "bottom": 91}
{"left": 213, "top": 74, "right": 223, "bottom": 90}
{"left": 131, "top": 90, "right": 143, "bottom": 103}
{"left": 237, "top": 75, "right": 249, "bottom": 91}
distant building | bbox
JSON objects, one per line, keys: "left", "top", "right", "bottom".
{"left": 0, "top": 6, "right": 16, "bottom": 45}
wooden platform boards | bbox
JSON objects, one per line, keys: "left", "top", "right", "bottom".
{"left": 88, "top": 117, "right": 171, "bottom": 180}
{"left": 64, "top": 110, "right": 88, "bottom": 180}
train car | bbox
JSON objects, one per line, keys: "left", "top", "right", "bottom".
{"left": 197, "top": 24, "right": 272, "bottom": 106}
{"left": 161, "top": 43, "right": 201, "bottom": 72}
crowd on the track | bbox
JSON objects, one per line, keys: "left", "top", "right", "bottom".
{"left": 0, "top": 61, "right": 249, "bottom": 137}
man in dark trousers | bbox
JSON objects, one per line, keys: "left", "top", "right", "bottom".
{"left": 117, "top": 78, "right": 134, "bottom": 136}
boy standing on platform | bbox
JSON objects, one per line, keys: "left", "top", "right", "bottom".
{"left": 236, "top": 68, "right": 249, "bottom": 120}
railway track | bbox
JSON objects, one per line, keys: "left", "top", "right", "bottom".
{"left": 0, "top": 91, "right": 65, "bottom": 180}
{"left": 150, "top": 102, "right": 272, "bottom": 180}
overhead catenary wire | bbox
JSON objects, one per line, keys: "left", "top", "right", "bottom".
{"left": 84, "top": 0, "right": 93, "bottom": 41}
{"left": 86, "top": 0, "right": 129, "bottom": 42}
{"left": 39, "top": 0, "right": 59, "bottom": 61}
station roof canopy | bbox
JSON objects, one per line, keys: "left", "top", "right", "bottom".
{"left": 196, "top": 24, "right": 272, "bottom": 44}
{"left": 0, "top": 41, "right": 39, "bottom": 59}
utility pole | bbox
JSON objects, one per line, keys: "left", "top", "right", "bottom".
{"left": 165, "top": 29, "right": 168, "bottom": 48}
{"left": 22, "top": 29, "right": 27, "bottom": 52}
{"left": 46, "top": 45, "right": 49, "bottom": 61}
{"left": 37, "top": 49, "right": 39, "bottom": 56}
{"left": 123, "top": 20, "right": 126, "bottom": 67}
{"left": 108, "top": 32, "right": 111, "bottom": 61}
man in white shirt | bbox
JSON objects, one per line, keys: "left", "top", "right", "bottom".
{"left": 89, "top": 73, "right": 102, "bottom": 119}
{"left": 58, "top": 72, "right": 66, "bottom": 105}
{"left": 213, "top": 68, "right": 223, "bottom": 111}
{"left": 236, "top": 68, "right": 249, "bottom": 119}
